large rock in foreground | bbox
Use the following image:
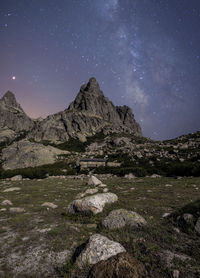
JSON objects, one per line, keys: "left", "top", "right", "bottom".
{"left": 2, "top": 139, "right": 69, "bottom": 170}
{"left": 76, "top": 234, "right": 125, "bottom": 268}
{"left": 102, "top": 209, "right": 147, "bottom": 230}
{"left": 67, "top": 193, "right": 118, "bottom": 214}
{"left": 88, "top": 252, "right": 147, "bottom": 278}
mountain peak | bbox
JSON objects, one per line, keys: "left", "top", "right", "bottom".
{"left": 80, "top": 77, "right": 101, "bottom": 95}
{"left": 0, "top": 91, "right": 24, "bottom": 112}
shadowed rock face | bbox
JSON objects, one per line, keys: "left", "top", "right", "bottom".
{"left": 29, "top": 77, "right": 142, "bottom": 142}
{"left": 0, "top": 91, "right": 34, "bottom": 132}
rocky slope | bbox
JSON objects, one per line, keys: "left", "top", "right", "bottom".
{"left": 1, "top": 140, "right": 69, "bottom": 170}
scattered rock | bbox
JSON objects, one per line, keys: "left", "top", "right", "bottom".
{"left": 1, "top": 199, "right": 13, "bottom": 206}
{"left": 124, "top": 173, "right": 136, "bottom": 179}
{"left": 165, "top": 184, "right": 173, "bottom": 187}
{"left": 173, "top": 269, "right": 180, "bottom": 278}
{"left": 151, "top": 174, "right": 161, "bottom": 178}
{"left": 177, "top": 213, "right": 195, "bottom": 231}
{"left": 76, "top": 234, "right": 126, "bottom": 268}
{"left": 88, "top": 252, "right": 147, "bottom": 278}
{"left": 67, "top": 193, "right": 118, "bottom": 214}
{"left": 103, "top": 188, "right": 108, "bottom": 193}
{"left": 41, "top": 202, "right": 58, "bottom": 209}
{"left": 76, "top": 188, "right": 99, "bottom": 199}
{"left": 3, "top": 187, "right": 21, "bottom": 192}
{"left": 162, "top": 212, "right": 171, "bottom": 218}
{"left": 86, "top": 224, "right": 97, "bottom": 229}
{"left": 102, "top": 209, "right": 147, "bottom": 230}
{"left": 195, "top": 217, "right": 200, "bottom": 235}
{"left": 9, "top": 207, "right": 25, "bottom": 213}
{"left": 98, "top": 183, "right": 107, "bottom": 188}
{"left": 10, "top": 175, "right": 23, "bottom": 181}
{"left": 0, "top": 208, "right": 7, "bottom": 212}
{"left": 160, "top": 250, "right": 192, "bottom": 268}
{"left": 88, "top": 176, "right": 102, "bottom": 186}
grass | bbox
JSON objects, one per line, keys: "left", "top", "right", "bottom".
{"left": 0, "top": 176, "right": 200, "bottom": 277}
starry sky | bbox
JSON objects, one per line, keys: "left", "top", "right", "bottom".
{"left": 0, "top": 0, "right": 200, "bottom": 140}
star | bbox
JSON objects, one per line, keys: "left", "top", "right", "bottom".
{"left": 12, "top": 76, "right": 16, "bottom": 80}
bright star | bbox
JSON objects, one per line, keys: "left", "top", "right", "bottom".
{"left": 12, "top": 76, "right": 16, "bottom": 80}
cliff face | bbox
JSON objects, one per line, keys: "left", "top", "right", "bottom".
{"left": 0, "top": 78, "right": 142, "bottom": 144}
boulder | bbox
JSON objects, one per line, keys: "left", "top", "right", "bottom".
{"left": 3, "top": 187, "right": 21, "bottom": 192}
{"left": 76, "top": 234, "right": 125, "bottom": 268}
{"left": 88, "top": 176, "right": 102, "bottom": 186}
{"left": 177, "top": 213, "right": 195, "bottom": 231}
{"left": 1, "top": 199, "right": 13, "bottom": 206}
{"left": 67, "top": 193, "right": 118, "bottom": 215}
{"left": 41, "top": 202, "right": 58, "bottom": 209}
{"left": 195, "top": 217, "right": 200, "bottom": 235}
{"left": 124, "top": 173, "right": 136, "bottom": 180}
{"left": 11, "top": 175, "right": 22, "bottom": 181}
{"left": 9, "top": 207, "right": 25, "bottom": 213}
{"left": 88, "top": 252, "right": 147, "bottom": 278}
{"left": 102, "top": 209, "right": 147, "bottom": 230}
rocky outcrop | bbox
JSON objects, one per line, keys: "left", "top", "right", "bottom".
{"left": 0, "top": 91, "right": 34, "bottom": 132}
{"left": 1, "top": 139, "right": 69, "bottom": 170}
{"left": 67, "top": 192, "right": 118, "bottom": 214}
{"left": 75, "top": 234, "right": 126, "bottom": 268}
{"left": 28, "top": 77, "right": 142, "bottom": 143}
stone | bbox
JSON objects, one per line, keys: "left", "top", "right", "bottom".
{"left": 41, "top": 202, "right": 58, "bottom": 209}
{"left": 173, "top": 269, "right": 180, "bottom": 278}
{"left": 103, "top": 188, "right": 108, "bottom": 193}
{"left": 165, "top": 184, "right": 173, "bottom": 187}
{"left": 194, "top": 217, "right": 200, "bottom": 235}
{"left": 84, "top": 188, "right": 99, "bottom": 195}
{"left": 98, "top": 183, "right": 107, "bottom": 188}
{"left": 162, "top": 212, "right": 171, "bottom": 218}
{"left": 1, "top": 199, "right": 13, "bottom": 206}
{"left": 124, "top": 173, "right": 136, "bottom": 179}
{"left": 3, "top": 187, "right": 21, "bottom": 192}
{"left": 9, "top": 207, "right": 25, "bottom": 213}
{"left": 67, "top": 193, "right": 118, "bottom": 215}
{"left": 76, "top": 234, "right": 126, "bottom": 268}
{"left": 177, "top": 213, "right": 195, "bottom": 231}
{"left": 88, "top": 252, "right": 147, "bottom": 278}
{"left": 151, "top": 174, "right": 161, "bottom": 178}
{"left": 102, "top": 209, "right": 147, "bottom": 230}
{"left": 88, "top": 176, "right": 102, "bottom": 186}
{"left": 10, "top": 175, "right": 22, "bottom": 181}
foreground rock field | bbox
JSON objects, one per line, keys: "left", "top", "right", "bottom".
{"left": 0, "top": 175, "right": 200, "bottom": 278}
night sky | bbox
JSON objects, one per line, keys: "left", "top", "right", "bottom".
{"left": 0, "top": 0, "right": 200, "bottom": 140}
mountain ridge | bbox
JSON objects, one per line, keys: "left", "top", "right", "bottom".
{"left": 0, "top": 77, "right": 142, "bottom": 143}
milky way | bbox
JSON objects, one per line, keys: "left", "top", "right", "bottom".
{"left": 0, "top": 0, "right": 200, "bottom": 140}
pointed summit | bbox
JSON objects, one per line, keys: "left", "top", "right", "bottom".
{"left": 79, "top": 77, "right": 102, "bottom": 95}
{"left": 1, "top": 91, "right": 19, "bottom": 107}
{"left": 0, "top": 91, "right": 34, "bottom": 132}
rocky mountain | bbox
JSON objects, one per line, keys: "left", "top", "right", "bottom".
{"left": 28, "top": 77, "right": 142, "bottom": 143}
{"left": 0, "top": 78, "right": 142, "bottom": 145}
